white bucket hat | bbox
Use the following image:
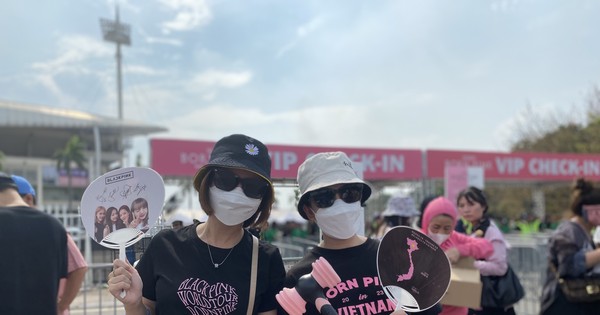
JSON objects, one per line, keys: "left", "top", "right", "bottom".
{"left": 381, "top": 194, "right": 419, "bottom": 217}
{"left": 296, "top": 151, "right": 372, "bottom": 219}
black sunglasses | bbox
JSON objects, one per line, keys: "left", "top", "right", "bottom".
{"left": 211, "top": 168, "right": 269, "bottom": 199}
{"left": 308, "top": 183, "right": 364, "bottom": 209}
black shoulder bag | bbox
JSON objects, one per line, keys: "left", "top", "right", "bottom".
{"left": 549, "top": 225, "right": 600, "bottom": 303}
{"left": 551, "top": 263, "right": 600, "bottom": 303}
{"left": 477, "top": 219, "right": 525, "bottom": 308}
{"left": 480, "top": 265, "right": 525, "bottom": 308}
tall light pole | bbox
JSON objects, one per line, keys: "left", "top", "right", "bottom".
{"left": 89, "top": 5, "right": 131, "bottom": 272}
{"left": 100, "top": 5, "right": 131, "bottom": 122}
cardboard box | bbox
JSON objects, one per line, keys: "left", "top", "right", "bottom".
{"left": 440, "top": 257, "right": 482, "bottom": 309}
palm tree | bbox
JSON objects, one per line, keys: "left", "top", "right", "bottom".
{"left": 55, "top": 135, "right": 87, "bottom": 212}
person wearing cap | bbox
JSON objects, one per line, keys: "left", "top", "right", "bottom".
{"left": 375, "top": 193, "right": 420, "bottom": 238}
{"left": 283, "top": 152, "right": 406, "bottom": 315}
{"left": 0, "top": 173, "right": 68, "bottom": 314}
{"left": 108, "top": 134, "right": 285, "bottom": 315}
{"left": 165, "top": 212, "right": 194, "bottom": 230}
{"left": 11, "top": 175, "right": 88, "bottom": 315}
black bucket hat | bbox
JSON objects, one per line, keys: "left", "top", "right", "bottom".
{"left": 193, "top": 134, "right": 273, "bottom": 202}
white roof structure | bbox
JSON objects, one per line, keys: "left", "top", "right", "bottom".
{"left": 0, "top": 99, "right": 167, "bottom": 158}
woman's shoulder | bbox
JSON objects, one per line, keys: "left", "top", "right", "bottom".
{"left": 550, "top": 221, "right": 588, "bottom": 245}
{"left": 238, "top": 229, "right": 283, "bottom": 257}
{"left": 484, "top": 221, "right": 506, "bottom": 241}
{"left": 257, "top": 237, "right": 279, "bottom": 252}
{"left": 364, "top": 236, "right": 381, "bottom": 249}
{"left": 151, "top": 225, "right": 196, "bottom": 243}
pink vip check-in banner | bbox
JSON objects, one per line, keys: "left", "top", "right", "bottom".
{"left": 427, "top": 150, "right": 600, "bottom": 181}
{"left": 151, "top": 139, "right": 423, "bottom": 180}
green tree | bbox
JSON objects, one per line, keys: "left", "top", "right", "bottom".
{"left": 136, "top": 153, "right": 143, "bottom": 167}
{"left": 508, "top": 86, "right": 600, "bottom": 219}
{"left": 55, "top": 135, "right": 87, "bottom": 212}
{"left": 0, "top": 150, "right": 4, "bottom": 171}
{"left": 512, "top": 86, "right": 600, "bottom": 153}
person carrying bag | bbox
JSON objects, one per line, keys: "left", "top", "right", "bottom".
{"left": 540, "top": 178, "right": 600, "bottom": 315}
{"left": 456, "top": 187, "right": 523, "bottom": 315}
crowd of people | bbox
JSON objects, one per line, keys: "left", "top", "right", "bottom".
{"left": 2, "top": 133, "right": 600, "bottom": 315}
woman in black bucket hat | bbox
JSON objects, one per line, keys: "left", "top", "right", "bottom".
{"left": 108, "top": 134, "right": 285, "bottom": 315}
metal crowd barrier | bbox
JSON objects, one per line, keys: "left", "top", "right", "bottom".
{"left": 506, "top": 233, "right": 550, "bottom": 315}
{"left": 69, "top": 263, "right": 123, "bottom": 315}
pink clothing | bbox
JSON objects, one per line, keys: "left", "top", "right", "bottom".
{"left": 421, "top": 197, "right": 493, "bottom": 315}
{"left": 58, "top": 234, "right": 88, "bottom": 315}
{"left": 472, "top": 221, "right": 508, "bottom": 276}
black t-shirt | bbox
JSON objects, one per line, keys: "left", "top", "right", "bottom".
{"left": 284, "top": 238, "right": 396, "bottom": 315}
{"left": 137, "top": 223, "right": 285, "bottom": 315}
{"left": 0, "top": 206, "right": 68, "bottom": 315}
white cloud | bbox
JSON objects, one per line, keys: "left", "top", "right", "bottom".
{"left": 32, "top": 74, "right": 78, "bottom": 105}
{"left": 26, "top": 35, "right": 113, "bottom": 107}
{"left": 491, "top": 0, "right": 523, "bottom": 12}
{"left": 124, "top": 65, "right": 166, "bottom": 76}
{"left": 31, "top": 35, "right": 112, "bottom": 73}
{"left": 297, "top": 17, "right": 323, "bottom": 37}
{"left": 158, "top": 0, "right": 212, "bottom": 34}
{"left": 190, "top": 70, "right": 252, "bottom": 89}
{"left": 414, "top": 93, "right": 436, "bottom": 104}
{"left": 146, "top": 36, "right": 183, "bottom": 46}
{"left": 463, "top": 60, "right": 492, "bottom": 79}
{"left": 157, "top": 104, "right": 275, "bottom": 140}
{"left": 162, "top": 103, "right": 362, "bottom": 146}
{"left": 156, "top": 101, "right": 456, "bottom": 152}
{"left": 276, "top": 42, "right": 297, "bottom": 59}
{"left": 277, "top": 16, "right": 323, "bottom": 58}
{"left": 137, "top": 26, "right": 183, "bottom": 46}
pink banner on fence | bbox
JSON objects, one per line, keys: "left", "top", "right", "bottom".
{"left": 151, "top": 139, "right": 423, "bottom": 180}
{"left": 427, "top": 150, "right": 600, "bottom": 181}
{"left": 444, "top": 165, "right": 468, "bottom": 203}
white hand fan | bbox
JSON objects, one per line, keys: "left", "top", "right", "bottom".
{"left": 80, "top": 167, "right": 165, "bottom": 297}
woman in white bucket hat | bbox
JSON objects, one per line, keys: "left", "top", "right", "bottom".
{"left": 283, "top": 152, "right": 410, "bottom": 315}
{"left": 375, "top": 194, "right": 420, "bottom": 238}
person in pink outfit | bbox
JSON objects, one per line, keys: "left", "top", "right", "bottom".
{"left": 421, "top": 196, "right": 494, "bottom": 315}
{"left": 12, "top": 175, "right": 88, "bottom": 315}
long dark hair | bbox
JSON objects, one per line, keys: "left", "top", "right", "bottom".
{"left": 456, "top": 186, "right": 490, "bottom": 236}
{"left": 456, "top": 186, "right": 489, "bottom": 213}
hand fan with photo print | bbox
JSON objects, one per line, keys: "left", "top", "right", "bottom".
{"left": 80, "top": 167, "right": 165, "bottom": 297}
{"left": 377, "top": 226, "right": 451, "bottom": 313}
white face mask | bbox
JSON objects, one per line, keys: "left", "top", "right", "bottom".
{"left": 314, "top": 199, "right": 362, "bottom": 240}
{"left": 209, "top": 186, "right": 262, "bottom": 226}
{"left": 428, "top": 228, "right": 451, "bottom": 245}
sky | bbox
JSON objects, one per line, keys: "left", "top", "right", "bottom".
{"left": 1, "top": 0, "right": 600, "bottom": 166}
